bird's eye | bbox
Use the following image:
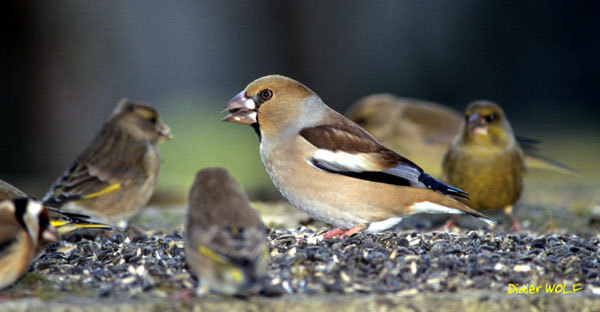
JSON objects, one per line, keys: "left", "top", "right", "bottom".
{"left": 485, "top": 113, "right": 497, "bottom": 123}
{"left": 127, "top": 105, "right": 135, "bottom": 112}
{"left": 149, "top": 116, "right": 157, "bottom": 124}
{"left": 259, "top": 89, "right": 273, "bottom": 101}
{"left": 355, "top": 117, "right": 367, "bottom": 126}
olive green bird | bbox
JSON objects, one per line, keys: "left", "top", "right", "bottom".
{"left": 442, "top": 101, "right": 525, "bottom": 231}
{"left": 42, "top": 99, "right": 172, "bottom": 228}
{"left": 346, "top": 94, "right": 575, "bottom": 178}
{"left": 0, "top": 178, "right": 111, "bottom": 235}
{"left": 185, "top": 167, "right": 268, "bottom": 296}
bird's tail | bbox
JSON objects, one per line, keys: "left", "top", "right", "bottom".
{"left": 418, "top": 173, "right": 469, "bottom": 199}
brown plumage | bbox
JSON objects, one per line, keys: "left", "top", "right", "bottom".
{"left": 346, "top": 94, "right": 463, "bottom": 178}
{"left": 443, "top": 101, "right": 525, "bottom": 230}
{"left": 185, "top": 167, "right": 268, "bottom": 296}
{"left": 43, "top": 99, "right": 172, "bottom": 227}
{"left": 0, "top": 198, "right": 57, "bottom": 289}
{"left": 223, "top": 75, "right": 494, "bottom": 238}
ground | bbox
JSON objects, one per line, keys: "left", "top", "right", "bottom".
{"left": 1, "top": 162, "right": 599, "bottom": 310}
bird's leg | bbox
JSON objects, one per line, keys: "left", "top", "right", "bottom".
{"left": 433, "top": 215, "right": 459, "bottom": 232}
{"left": 322, "top": 228, "right": 345, "bottom": 239}
{"left": 337, "top": 224, "right": 365, "bottom": 239}
{"left": 504, "top": 205, "right": 521, "bottom": 232}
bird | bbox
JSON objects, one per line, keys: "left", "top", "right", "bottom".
{"left": 42, "top": 99, "right": 172, "bottom": 228}
{"left": 346, "top": 94, "right": 463, "bottom": 178}
{"left": 346, "top": 94, "right": 575, "bottom": 177}
{"left": 185, "top": 167, "right": 268, "bottom": 296}
{"left": 442, "top": 100, "right": 524, "bottom": 231}
{"left": 222, "top": 75, "right": 494, "bottom": 238}
{"left": 0, "top": 197, "right": 58, "bottom": 289}
{"left": 0, "top": 179, "right": 111, "bottom": 235}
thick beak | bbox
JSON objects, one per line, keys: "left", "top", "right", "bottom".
{"left": 467, "top": 113, "right": 488, "bottom": 135}
{"left": 42, "top": 226, "right": 59, "bottom": 242}
{"left": 222, "top": 91, "right": 258, "bottom": 125}
{"left": 158, "top": 124, "right": 173, "bottom": 142}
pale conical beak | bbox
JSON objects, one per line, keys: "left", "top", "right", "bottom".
{"left": 467, "top": 113, "right": 488, "bottom": 135}
{"left": 159, "top": 124, "right": 173, "bottom": 141}
{"left": 222, "top": 91, "right": 258, "bottom": 125}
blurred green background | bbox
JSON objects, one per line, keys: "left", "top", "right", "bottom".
{"left": 1, "top": 1, "right": 599, "bottom": 204}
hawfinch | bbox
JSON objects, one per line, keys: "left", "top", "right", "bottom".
{"left": 223, "top": 75, "right": 493, "bottom": 238}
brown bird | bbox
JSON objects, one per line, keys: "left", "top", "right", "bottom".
{"left": 0, "top": 178, "right": 111, "bottom": 235}
{"left": 222, "top": 75, "right": 493, "bottom": 238}
{"left": 347, "top": 94, "right": 463, "bottom": 178}
{"left": 442, "top": 100, "right": 524, "bottom": 231}
{"left": 346, "top": 94, "right": 575, "bottom": 178}
{"left": 0, "top": 198, "right": 58, "bottom": 289}
{"left": 185, "top": 167, "right": 268, "bottom": 296}
{"left": 42, "top": 99, "right": 172, "bottom": 227}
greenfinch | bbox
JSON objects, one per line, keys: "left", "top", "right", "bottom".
{"left": 442, "top": 101, "right": 524, "bottom": 230}
{"left": 346, "top": 94, "right": 575, "bottom": 178}
{"left": 185, "top": 167, "right": 268, "bottom": 296}
{"left": 42, "top": 99, "right": 172, "bottom": 227}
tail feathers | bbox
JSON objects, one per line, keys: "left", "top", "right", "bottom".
{"left": 418, "top": 173, "right": 469, "bottom": 199}
{"left": 517, "top": 136, "right": 577, "bottom": 175}
{"left": 410, "top": 201, "right": 496, "bottom": 226}
{"left": 524, "top": 154, "right": 578, "bottom": 175}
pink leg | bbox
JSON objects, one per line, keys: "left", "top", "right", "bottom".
{"left": 504, "top": 205, "right": 521, "bottom": 232}
{"left": 337, "top": 224, "right": 364, "bottom": 238}
{"left": 433, "top": 215, "right": 458, "bottom": 232}
{"left": 323, "top": 228, "right": 345, "bottom": 239}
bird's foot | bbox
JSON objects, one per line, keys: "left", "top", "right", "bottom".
{"left": 323, "top": 225, "right": 364, "bottom": 239}
{"left": 432, "top": 215, "right": 458, "bottom": 232}
{"left": 509, "top": 217, "right": 522, "bottom": 232}
{"left": 168, "top": 289, "right": 196, "bottom": 302}
{"left": 322, "top": 228, "right": 345, "bottom": 239}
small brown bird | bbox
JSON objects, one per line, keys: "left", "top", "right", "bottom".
{"left": 0, "top": 198, "right": 58, "bottom": 289}
{"left": 42, "top": 99, "right": 172, "bottom": 227}
{"left": 347, "top": 94, "right": 463, "bottom": 178}
{"left": 443, "top": 100, "right": 524, "bottom": 231}
{"left": 347, "top": 94, "right": 575, "bottom": 177}
{"left": 0, "top": 179, "right": 111, "bottom": 235}
{"left": 222, "top": 75, "right": 494, "bottom": 238}
{"left": 185, "top": 167, "right": 268, "bottom": 296}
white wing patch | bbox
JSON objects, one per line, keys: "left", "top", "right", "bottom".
{"left": 312, "top": 149, "right": 374, "bottom": 172}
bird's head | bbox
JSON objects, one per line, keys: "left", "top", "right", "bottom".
{"left": 112, "top": 99, "right": 172, "bottom": 143}
{"left": 461, "top": 100, "right": 514, "bottom": 146}
{"left": 222, "top": 75, "right": 320, "bottom": 140}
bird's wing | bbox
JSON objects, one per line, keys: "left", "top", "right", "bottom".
{"left": 300, "top": 124, "right": 468, "bottom": 199}
{"left": 189, "top": 225, "right": 267, "bottom": 269}
{"left": 47, "top": 207, "right": 113, "bottom": 235}
{"left": 42, "top": 139, "right": 149, "bottom": 205}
